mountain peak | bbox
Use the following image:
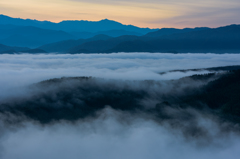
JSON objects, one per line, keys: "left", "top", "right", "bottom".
{"left": 101, "top": 18, "right": 110, "bottom": 21}
{"left": 99, "top": 18, "right": 119, "bottom": 23}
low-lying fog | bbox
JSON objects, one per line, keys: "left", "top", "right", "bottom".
{"left": 0, "top": 53, "right": 240, "bottom": 90}
{"left": 0, "top": 53, "right": 240, "bottom": 159}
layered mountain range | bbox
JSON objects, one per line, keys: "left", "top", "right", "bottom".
{"left": 0, "top": 14, "right": 240, "bottom": 53}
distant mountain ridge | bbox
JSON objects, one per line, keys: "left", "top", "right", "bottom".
{"left": 144, "top": 27, "right": 210, "bottom": 37}
{"left": 63, "top": 24, "right": 240, "bottom": 53}
{"left": 71, "top": 30, "right": 143, "bottom": 39}
{"left": 0, "top": 14, "right": 240, "bottom": 53}
{"left": 0, "top": 43, "right": 29, "bottom": 53}
{"left": 0, "top": 25, "right": 75, "bottom": 47}
{"left": 106, "top": 24, "right": 240, "bottom": 53}
{"left": 0, "top": 14, "right": 156, "bottom": 34}
{"left": 39, "top": 34, "right": 112, "bottom": 52}
{"left": 0, "top": 14, "right": 158, "bottom": 47}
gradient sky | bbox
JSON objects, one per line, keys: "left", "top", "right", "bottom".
{"left": 0, "top": 0, "right": 240, "bottom": 28}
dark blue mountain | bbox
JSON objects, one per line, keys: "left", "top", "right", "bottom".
{"left": 144, "top": 27, "right": 210, "bottom": 37}
{"left": 20, "top": 48, "right": 48, "bottom": 53}
{"left": 66, "top": 24, "right": 240, "bottom": 53}
{"left": 0, "top": 14, "right": 156, "bottom": 34}
{"left": 0, "top": 25, "right": 75, "bottom": 47}
{"left": 68, "top": 35, "right": 139, "bottom": 53}
{"left": 71, "top": 30, "right": 143, "bottom": 39}
{"left": 0, "top": 24, "right": 19, "bottom": 30}
{"left": 39, "top": 34, "right": 112, "bottom": 52}
{"left": 158, "top": 24, "right": 240, "bottom": 40}
{"left": 110, "top": 25, "right": 240, "bottom": 53}
{"left": 0, "top": 43, "right": 29, "bottom": 53}
{"left": 37, "top": 26, "right": 214, "bottom": 53}
{"left": 1, "top": 14, "right": 240, "bottom": 53}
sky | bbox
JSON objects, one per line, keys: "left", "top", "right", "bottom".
{"left": 0, "top": 0, "right": 239, "bottom": 28}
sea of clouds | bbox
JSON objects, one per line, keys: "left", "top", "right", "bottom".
{"left": 0, "top": 53, "right": 240, "bottom": 159}
{"left": 1, "top": 53, "right": 240, "bottom": 86}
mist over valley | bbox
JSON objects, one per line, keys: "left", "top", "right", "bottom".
{"left": 0, "top": 53, "right": 240, "bottom": 158}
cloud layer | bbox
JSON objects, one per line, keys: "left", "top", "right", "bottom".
{"left": 0, "top": 53, "right": 239, "bottom": 96}
{"left": 0, "top": 53, "right": 240, "bottom": 159}
{"left": 1, "top": 108, "right": 240, "bottom": 159}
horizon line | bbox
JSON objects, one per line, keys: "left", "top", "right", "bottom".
{"left": 1, "top": 14, "right": 239, "bottom": 30}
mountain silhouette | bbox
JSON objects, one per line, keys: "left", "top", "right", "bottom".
{"left": 0, "top": 25, "right": 75, "bottom": 48}
{"left": 144, "top": 27, "right": 210, "bottom": 37}
{"left": 0, "top": 14, "right": 156, "bottom": 34}
{"left": 20, "top": 48, "right": 48, "bottom": 53}
{"left": 0, "top": 43, "right": 29, "bottom": 53}
{"left": 156, "top": 24, "right": 240, "bottom": 40}
{"left": 39, "top": 34, "right": 112, "bottom": 52}
{"left": 68, "top": 35, "right": 139, "bottom": 53}
{"left": 67, "top": 24, "right": 240, "bottom": 53}
{"left": 1, "top": 14, "right": 240, "bottom": 53}
{"left": 71, "top": 30, "right": 143, "bottom": 39}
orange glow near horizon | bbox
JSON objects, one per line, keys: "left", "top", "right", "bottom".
{"left": 0, "top": 0, "right": 239, "bottom": 28}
